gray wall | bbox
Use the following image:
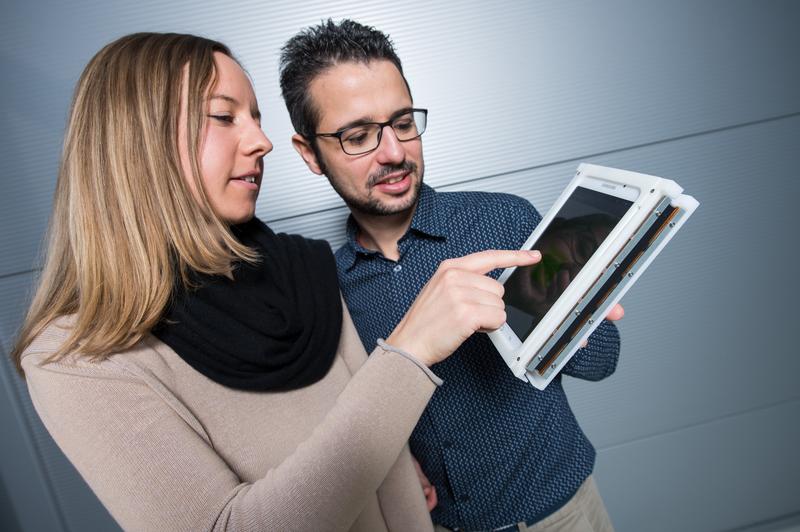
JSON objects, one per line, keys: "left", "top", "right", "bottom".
{"left": 1, "top": 1, "right": 798, "bottom": 530}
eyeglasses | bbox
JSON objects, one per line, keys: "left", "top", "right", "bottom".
{"left": 312, "top": 108, "right": 428, "bottom": 156}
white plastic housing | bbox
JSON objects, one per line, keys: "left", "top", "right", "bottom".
{"left": 488, "top": 163, "right": 699, "bottom": 389}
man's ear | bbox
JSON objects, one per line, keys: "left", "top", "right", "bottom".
{"left": 292, "top": 134, "right": 324, "bottom": 175}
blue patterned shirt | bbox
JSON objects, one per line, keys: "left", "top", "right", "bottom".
{"left": 336, "top": 184, "right": 620, "bottom": 529}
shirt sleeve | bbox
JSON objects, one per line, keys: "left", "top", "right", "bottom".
{"left": 561, "top": 319, "right": 621, "bottom": 381}
{"left": 509, "top": 195, "right": 541, "bottom": 248}
{"left": 22, "top": 341, "right": 437, "bottom": 531}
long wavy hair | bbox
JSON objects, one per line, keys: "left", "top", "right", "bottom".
{"left": 11, "top": 32, "right": 258, "bottom": 372}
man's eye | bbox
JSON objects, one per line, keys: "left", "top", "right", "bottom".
{"left": 394, "top": 118, "right": 414, "bottom": 131}
{"left": 208, "top": 114, "right": 234, "bottom": 124}
{"left": 344, "top": 131, "right": 369, "bottom": 145}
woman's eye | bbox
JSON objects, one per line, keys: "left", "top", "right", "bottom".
{"left": 208, "top": 114, "right": 234, "bottom": 124}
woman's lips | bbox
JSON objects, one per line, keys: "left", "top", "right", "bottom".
{"left": 230, "top": 174, "right": 259, "bottom": 190}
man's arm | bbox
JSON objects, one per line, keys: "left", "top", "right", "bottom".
{"left": 561, "top": 319, "right": 621, "bottom": 381}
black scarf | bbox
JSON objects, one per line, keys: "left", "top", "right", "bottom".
{"left": 153, "top": 218, "right": 342, "bottom": 391}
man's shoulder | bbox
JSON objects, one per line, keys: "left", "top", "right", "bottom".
{"left": 436, "top": 190, "right": 541, "bottom": 234}
{"left": 432, "top": 189, "right": 541, "bottom": 250}
{"left": 334, "top": 243, "right": 352, "bottom": 270}
{"left": 438, "top": 189, "right": 537, "bottom": 216}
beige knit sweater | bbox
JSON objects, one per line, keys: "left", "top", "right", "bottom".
{"left": 21, "top": 303, "right": 437, "bottom": 531}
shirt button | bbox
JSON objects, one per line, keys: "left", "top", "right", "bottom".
{"left": 393, "top": 264, "right": 402, "bottom": 273}
{"left": 460, "top": 494, "right": 470, "bottom": 503}
{"left": 442, "top": 440, "right": 453, "bottom": 449}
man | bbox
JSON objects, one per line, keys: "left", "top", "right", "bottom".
{"left": 280, "top": 19, "right": 622, "bottom": 531}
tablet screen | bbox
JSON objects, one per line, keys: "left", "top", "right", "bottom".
{"left": 503, "top": 186, "right": 633, "bottom": 339}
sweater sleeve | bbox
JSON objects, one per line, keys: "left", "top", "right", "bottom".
{"left": 336, "top": 300, "right": 435, "bottom": 531}
{"left": 23, "top": 341, "right": 438, "bottom": 531}
{"left": 376, "top": 445, "right": 434, "bottom": 531}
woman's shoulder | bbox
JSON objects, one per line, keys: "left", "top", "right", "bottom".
{"left": 20, "top": 316, "right": 154, "bottom": 379}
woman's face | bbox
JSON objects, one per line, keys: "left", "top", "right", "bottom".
{"left": 178, "top": 52, "right": 273, "bottom": 224}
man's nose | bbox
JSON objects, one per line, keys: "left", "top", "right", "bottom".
{"left": 374, "top": 125, "right": 405, "bottom": 165}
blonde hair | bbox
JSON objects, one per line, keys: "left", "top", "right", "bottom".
{"left": 11, "top": 32, "right": 257, "bottom": 372}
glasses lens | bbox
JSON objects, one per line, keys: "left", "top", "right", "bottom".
{"left": 340, "top": 124, "right": 381, "bottom": 155}
{"left": 393, "top": 110, "right": 427, "bottom": 141}
{"left": 337, "top": 110, "right": 428, "bottom": 155}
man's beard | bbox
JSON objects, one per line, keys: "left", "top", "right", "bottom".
{"left": 326, "top": 160, "right": 422, "bottom": 216}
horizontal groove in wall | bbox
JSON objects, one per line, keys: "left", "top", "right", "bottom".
{"left": 0, "top": 269, "right": 38, "bottom": 282}
{"left": 596, "top": 397, "right": 800, "bottom": 453}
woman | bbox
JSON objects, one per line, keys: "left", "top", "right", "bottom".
{"left": 10, "top": 33, "right": 537, "bottom": 531}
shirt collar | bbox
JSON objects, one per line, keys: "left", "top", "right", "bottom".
{"left": 409, "top": 183, "right": 448, "bottom": 239}
{"left": 341, "top": 183, "right": 447, "bottom": 271}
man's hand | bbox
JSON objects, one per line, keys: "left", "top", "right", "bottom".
{"left": 412, "top": 455, "right": 438, "bottom": 511}
{"left": 580, "top": 303, "right": 625, "bottom": 348}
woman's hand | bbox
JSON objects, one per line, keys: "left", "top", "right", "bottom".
{"left": 386, "top": 249, "right": 541, "bottom": 366}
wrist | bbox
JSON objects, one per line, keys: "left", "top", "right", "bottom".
{"left": 377, "top": 339, "right": 443, "bottom": 386}
{"left": 385, "top": 330, "right": 431, "bottom": 367}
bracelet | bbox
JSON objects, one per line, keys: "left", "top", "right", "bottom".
{"left": 376, "top": 339, "right": 444, "bottom": 387}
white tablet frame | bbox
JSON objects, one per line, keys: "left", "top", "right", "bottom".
{"left": 488, "top": 163, "right": 699, "bottom": 389}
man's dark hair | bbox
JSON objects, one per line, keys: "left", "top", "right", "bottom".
{"left": 279, "top": 19, "right": 411, "bottom": 138}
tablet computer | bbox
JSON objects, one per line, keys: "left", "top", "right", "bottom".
{"left": 488, "top": 163, "right": 699, "bottom": 389}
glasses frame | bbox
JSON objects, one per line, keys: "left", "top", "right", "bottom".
{"left": 312, "top": 108, "right": 428, "bottom": 156}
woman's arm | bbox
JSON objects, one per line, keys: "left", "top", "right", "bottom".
{"left": 23, "top": 343, "right": 437, "bottom": 531}
{"left": 22, "top": 250, "right": 537, "bottom": 530}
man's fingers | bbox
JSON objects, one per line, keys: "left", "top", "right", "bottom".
{"left": 578, "top": 305, "right": 625, "bottom": 347}
{"left": 456, "top": 273, "right": 505, "bottom": 298}
{"left": 442, "top": 249, "right": 541, "bottom": 275}
{"left": 462, "top": 288, "right": 505, "bottom": 309}
{"left": 606, "top": 304, "right": 625, "bottom": 321}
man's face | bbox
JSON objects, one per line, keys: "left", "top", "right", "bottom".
{"left": 295, "top": 60, "right": 424, "bottom": 216}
